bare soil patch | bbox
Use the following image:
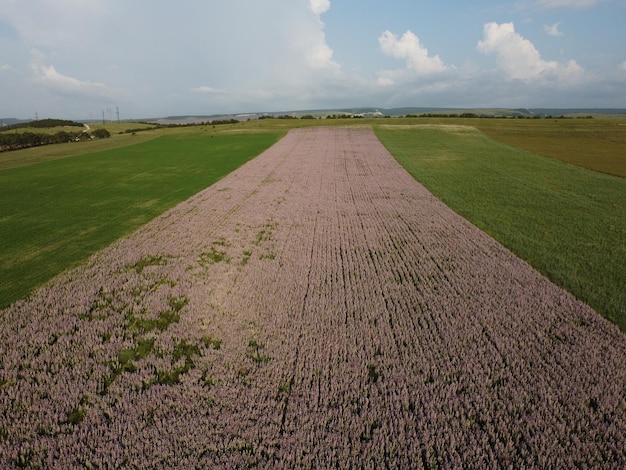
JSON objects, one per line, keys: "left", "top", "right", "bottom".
{"left": 1, "top": 127, "right": 625, "bottom": 468}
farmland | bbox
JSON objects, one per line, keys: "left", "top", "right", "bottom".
{"left": 374, "top": 116, "right": 626, "bottom": 178}
{"left": 1, "top": 127, "right": 625, "bottom": 467}
{"left": 473, "top": 117, "right": 626, "bottom": 178}
{"left": 0, "top": 122, "right": 158, "bottom": 170}
{"left": 375, "top": 123, "right": 626, "bottom": 330}
{"left": 0, "top": 131, "right": 283, "bottom": 308}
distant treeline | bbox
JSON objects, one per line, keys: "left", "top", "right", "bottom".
{"left": 258, "top": 115, "right": 298, "bottom": 120}
{"left": 121, "top": 119, "right": 242, "bottom": 134}
{"left": 0, "top": 128, "right": 110, "bottom": 152}
{"left": 413, "top": 113, "right": 594, "bottom": 119}
{"left": 1, "top": 118, "right": 85, "bottom": 131}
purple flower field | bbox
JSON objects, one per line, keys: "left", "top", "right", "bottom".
{"left": 1, "top": 127, "right": 625, "bottom": 468}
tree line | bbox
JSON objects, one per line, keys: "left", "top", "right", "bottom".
{"left": 0, "top": 128, "right": 110, "bottom": 152}
{"left": 1, "top": 118, "right": 85, "bottom": 131}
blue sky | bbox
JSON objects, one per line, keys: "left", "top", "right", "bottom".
{"left": 1, "top": 0, "right": 625, "bottom": 120}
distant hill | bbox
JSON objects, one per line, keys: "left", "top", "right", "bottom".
{"left": 244, "top": 107, "right": 626, "bottom": 119}
{"left": 375, "top": 107, "right": 626, "bottom": 117}
{"left": 526, "top": 108, "right": 626, "bottom": 117}
{"left": 0, "top": 118, "right": 30, "bottom": 127}
{"left": 5, "top": 108, "right": 625, "bottom": 128}
{"left": 1, "top": 118, "right": 85, "bottom": 130}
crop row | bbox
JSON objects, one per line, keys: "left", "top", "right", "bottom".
{"left": 1, "top": 127, "right": 625, "bottom": 468}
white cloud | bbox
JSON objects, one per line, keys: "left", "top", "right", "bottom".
{"left": 300, "top": 1, "right": 339, "bottom": 71}
{"left": 30, "top": 49, "right": 123, "bottom": 99}
{"left": 0, "top": 0, "right": 108, "bottom": 46}
{"left": 378, "top": 30, "right": 449, "bottom": 79}
{"left": 477, "top": 22, "right": 583, "bottom": 82}
{"left": 1, "top": 1, "right": 621, "bottom": 117}
{"left": 190, "top": 86, "right": 224, "bottom": 94}
{"left": 377, "top": 76, "right": 395, "bottom": 87}
{"left": 309, "top": 0, "right": 330, "bottom": 15}
{"left": 533, "top": 0, "right": 606, "bottom": 8}
{"left": 2, "top": 2, "right": 345, "bottom": 116}
{"left": 307, "top": 40, "right": 339, "bottom": 70}
{"left": 619, "top": 61, "right": 626, "bottom": 71}
{"left": 544, "top": 22, "right": 564, "bottom": 37}
{"left": 555, "top": 59, "right": 586, "bottom": 81}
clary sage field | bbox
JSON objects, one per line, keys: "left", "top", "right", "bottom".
{"left": 1, "top": 127, "right": 624, "bottom": 467}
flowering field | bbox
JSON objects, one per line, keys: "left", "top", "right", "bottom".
{"left": 1, "top": 127, "right": 625, "bottom": 468}
{"left": 375, "top": 124, "right": 626, "bottom": 331}
{"left": 0, "top": 132, "right": 281, "bottom": 309}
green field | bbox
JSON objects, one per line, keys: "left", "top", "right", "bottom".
{"left": 369, "top": 116, "right": 626, "bottom": 178}
{"left": 473, "top": 118, "right": 626, "bottom": 178}
{"left": 0, "top": 131, "right": 282, "bottom": 308}
{"left": 0, "top": 129, "right": 159, "bottom": 170}
{"left": 1, "top": 116, "right": 625, "bottom": 331}
{"left": 375, "top": 124, "right": 626, "bottom": 331}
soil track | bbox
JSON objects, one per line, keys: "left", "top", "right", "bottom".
{"left": 2, "top": 127, "right": 625, "bottom": 467}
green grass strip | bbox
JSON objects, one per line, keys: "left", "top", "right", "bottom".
{"left": 0, "top": 132, "right": 282, "bottom": 308}
{"left": 375, "top": 125, "right": 626, "bottom": 331}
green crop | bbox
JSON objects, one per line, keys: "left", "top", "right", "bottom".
{"left": 0, "top": 132, "right": 281, "bottom": 308}
{"left": 376, "top": 124, "right": 626, "bottom": 330}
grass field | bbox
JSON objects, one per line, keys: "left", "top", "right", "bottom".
{"left": 1, "top": 116, "right": 625, "bottom": 330}
{"left": 375, "top": 124, "right": 626, "bottom": 330}
{"left": 473, "top": 118, "right": 626, "bottom": 178}
{"left": 0, "top": 131, "right": 159, "bottom": 170}
{"left": 0, "top": 131, "right": 282, "bottom": 308}
{"left": 369, "top": 117, "right": 626, "bottom": 178}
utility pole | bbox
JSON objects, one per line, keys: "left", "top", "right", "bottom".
{"left": 116, "top": 106, "right": 120, "bottom": 123}
{"left": 102, "top": 110, "right": 105, "bottom": 124}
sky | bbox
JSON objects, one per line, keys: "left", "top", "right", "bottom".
{"left": 1, "top": 0, "right": 625, "bottom": 120}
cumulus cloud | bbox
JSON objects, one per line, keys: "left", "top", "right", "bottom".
{"left": 378, "top": 30, "right": 448, "bottom": 83}
{"left": 376, "top": 76, "right": 395, "bottom": 87}
{"left": 301, "top": 0, "right": 339, "bottom": 71}
{"left": 533, "top": 0, "right": 606, "bottom": 8}
{"left": 2, "top": 1, "right": 619, "bottom": 118}
{"left": 309, "top": 0, "right": 330, "bottom": 15}
{"left": 3, "top": 2, "right": 346, "bottom": 116}
{"left": 190, "top": 86, "right": 223, "bottom": 94}
{"left": 30, "top": 49, "right": 122, "bottom": 99}
{"left": 544, "top": 22, "right": 564, "bottom": 37}
{"left": 307, "top": 41, "right": 339, "bottom": 70}
{"left": 0, "top": 0, "right": 108, "bottom": 47}
{"left": 478, "top": 22, "right": 583, "bottom": 82}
